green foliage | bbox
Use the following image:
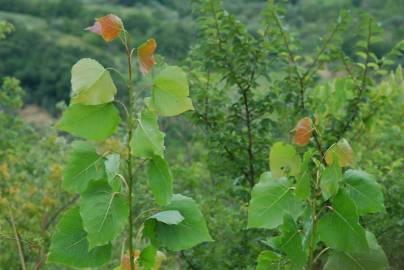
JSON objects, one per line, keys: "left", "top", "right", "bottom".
{"left": 147, "top": 156, "right": 173, "bottom": 206}
{"left": 151, "top": 66, "right": 194, "bottom": 117}
{"left": 70, "top": 58, "right": 117, "bottom": 105}
{"left": 47, "top": 15, "right": 211, "bottom": 269}
{"left": 317, "top": 191, "right": 368, "bottom": 253}
{"left": 247, "top": 173, "right": 302, "bottom": 230}
{"left": 58, "top": 103, "right": 121, "bottom": 141}
{"left": 269, "top": 142, "right": 301, "bottom": 179}
{"left": 48, "top": 207, "right": 112, "bottom": 268}
{"left": 131, "top": 110, "right": 165, "bottom": 158}
{"left": 62, "top": 141, "right": 106, "bottom": 193}
{"left": 269, "top": 215, "right": 307, "bottom": 270}
{"left": 145, "top": 194, "right": 213, "bottom": 251}
{"left": 256, "top": 250, "right": 281, "bottom": 270}
{"left": 320, "top": 160, "right": 342, "bottom": 200}
{"left": 148, "top": 210, "right": 184, "bottom": 225}
{"left": 1, "top": 1, "right": 404, "bottom": 269}
{"left": 324, "top": 231, "right": 388, "bottom": 270}
{"left": 343, "top": 169, "right": 385, "bottom": 215}
{"left": 79, "top": 180, "right": 129, "bottom": 248}
{"left": 186, "top": 1, "right": 402, "bottom": 269}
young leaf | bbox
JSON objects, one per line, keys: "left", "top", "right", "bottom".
{"left": 324, "top": 231, "right": 389, "bottom": 270}
{"left": 138, "top": 245, "right": 157, "bottom": 270}
{"left": 148, "top": 210, "right": 184, "bottom": 225}
{"left": 80, "top": 180, "right": 129, "bottom": 249}
{"left": 317, "top": 190, "right": 368, "bottom": 253}
{"left": 86, "top": 14, "right": 124, "bottom": 42}
{"left": 151, "top": 66, "right": 194, "bottom": 116}
{"left": 147, "top": 156, "right": 173, "bottom": 206}
{"left": 58, "top": 103, "right": 121, "bottom": 141}
{"left": 320, "top": 159, "right": 342, "bottom": 200}
{"left": 48, "top": 207, "right": 112, "bottom": 268}
{"left": 270, "top": 215, "right": 307, "bottom": 270}
{"left": 144, "top": 194, "right": 212, "bottom": 251}
{"left": 325, "top": 138, "right": 354, "bottom": 167}
{"left": 104, "top": 153, "right": 121, "bottom": 191}
{"left": 62, "top": 141, "right": 105, "bottom": 193}
{"left": 293, "top": 117, "right": 312, "bottom": 146}
{"left": 248, "top": 172, "right": 302, "bottom": 229}
{"left": 269, "top": 142, "right": 301, "bottom": 179}
{"left": 70, "top": 58, "right": 117, "bottom": 105}
{"left": 255, "top": 250, "right": 281, "bottom": 270}
{"left": 343, "top": 169, "right": 385, "bottom": 215}
{"left": 296, "top": 149, "right": 315, "bottom": 200}
{"left": 138, "top": 38, "right": 157, "bottom": 76}
{"left": 131, "top": 110, "right": 165, "bottom": 158}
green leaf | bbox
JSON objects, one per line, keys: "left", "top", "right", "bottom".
{"left": 144, "top": 194, "right": 212, "bottom": 251}
{"left": 149, "top": 210, "right": 184, "bottom": 225}
{"left": 79, "top": 180, "right": 129, "bottom": 249}
{"left": 317, "top": 190, "right": 368, "bottom": 253}
{"left": 296, "top": 149, "right": 315, "bottom": 200}
{"left": 147, "top": 156, "right": 173, "bottom": 206}
{"left": 48, "top": 207, "right": 111, "bottom": 268}
{"left": 325, "top": 138, "right": 354, "bottom": 167}
{"left": 105, "top": 153, "right": 121, "bottom": 191}
{"left": 256, "top": 250, "right": 281, "bottom": 270}
{"left": 248, "top": 172, "right": 302, "bottom": 229}
{"left": 70, "top": 58, "right": 117, "bottom": 105}
{"left": 320, "top": 160, "right": 342, "bottom": 200}
{"left": 324, "top": 231, "right": 389, "bottom": 270}
{"left": 62, "top": 141, "right": 105, "bottom": 193}
{"left": 343, "top": 169, "right": 384, "bottom": 215}
{"left": 270, "top": 215, "right": 307, "bottom": 270}
{"left": 269, "top": 142, "right": 301, "bottom": 179}
{"left": 139, "top": 245, "right": 157, "bottom": 270}
{"left": 58, "top": 103, "right": 121, "bottom": 141}
{"left": 131, "top": 110, "right": 165, "bottom": 158}
{"left": 151, "top": 66, "right": 194, "bottom": 116}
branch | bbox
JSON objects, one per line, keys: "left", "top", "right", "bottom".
{"left": 7, "top": 205, "right": 27, "bottom": 270}
{"left": 302, "top": 20, "right": 342, "bottom": 81}
{"left": 271, "top": 8, "right": 306, "bottom": 109}
{"left": 42, "top": 194, "right": 79, "bottom": 230}
{"left": 337, "top": 18, "right": 373, "bottom": 139}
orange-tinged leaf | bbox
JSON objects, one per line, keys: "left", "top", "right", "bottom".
{"left": 121, "top": 250, "right": 141, "bottom": 270}
{"left": 138, "top": 38, "right": 157, "bottom": 75}
{"left": 120, "top": 249, "right": 166, "bottom": 270}
{"left": 86, "top": 14, "right": 123, "bottom": 42}
{"left": 293, "top": 117, "right": 312, "bottom": 146}
{"left": 325, "top": 138, "right": 354, "bottom": 167}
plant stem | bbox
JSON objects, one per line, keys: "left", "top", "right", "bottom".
{"left": 7, "top": 205, "right": 27, "bottom": 270}
{"left": 123, "top": 32, "right": 136, "bottom": 270}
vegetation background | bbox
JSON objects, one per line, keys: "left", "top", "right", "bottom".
{"left": 0, "top": 0, "right": 403, "bottom": 269}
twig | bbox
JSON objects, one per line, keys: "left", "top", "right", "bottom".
{"left": 42, "top": 194, "right": 79, "bottom": 230}
{"left": 337, "top": 18, "right": 373, "bottom": 139}
{"left": 7, "top": 205, "right": 27, "bottom": 270}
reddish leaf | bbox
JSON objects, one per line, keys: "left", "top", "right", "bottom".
{"left": 86, "top": 14, "right": 123, "bottom": 42}
{"left": 293, "top": 117, "right": 312, "bottom": 146}
{"left": 121, "top": 250, "right": 141, "bottom": 270}
{"left": 138, "top": 38, "right": 157, "bottom": 75}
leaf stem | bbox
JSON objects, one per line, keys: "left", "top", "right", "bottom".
{"left": 307, "top": 171, "right": 320, "bottom": 270}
